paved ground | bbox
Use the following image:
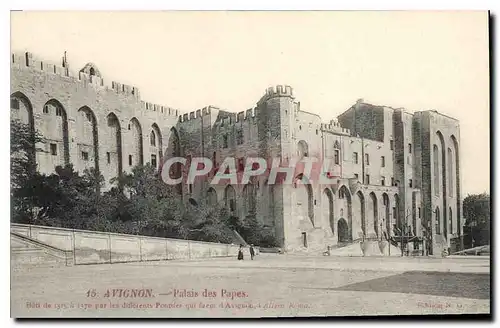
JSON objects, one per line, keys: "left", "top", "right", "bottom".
{"left": 11, "top": 254, "right": 490, "bottom": 318}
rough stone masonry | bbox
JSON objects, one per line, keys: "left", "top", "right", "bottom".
{"left": 10, "top": 51, "right": 463, "bottom": 254}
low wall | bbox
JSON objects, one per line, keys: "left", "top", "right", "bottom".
{"left": 11, "top": 224, "right": 243, "bottom": 265}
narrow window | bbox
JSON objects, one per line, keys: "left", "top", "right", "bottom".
{"left": 391, "top": 177, "right": 395, "bottom": 186}
{"left": 353, "top": 152, "right": 358, "bottom": 164}
{"left": 129, "top": 155, "right": 133, "bottom": 166}
{"left": 151, "top": 154, "right": 157, "bottom": 168}
{"left": 418, "top": 207, "right": 421, "bottom": 218}
{"left": 381, "top": 176, "right": 386, "bottom": 186}
{"left": 82, "top": 151, "right": 89, "bottom": 161}
{"left": 334, "top": 150, "right": 340, "bottom": 165}
{"left": 390, "top": 140, "right": 394, "bottom": 150}
{"left": 365, "top": 174, "right": 370, "bottom": 185}
{"left": 365, "top": 153, "right": 370, "bottom": 165}
{"left": 50, "top": 143, "right": 57, "bottom": 155}
{"left": 150, "top": 131, "right": 156, "bottom": 146}
{"left": 106, "top": 152, "right": 111, "bottom": 164}
{"left": 354, "top": 173, "right": 359, "bottom": 181}
{"left": 302, "top": 232, "right": 308, "bottom": 248}
{"left": 43, "top": 105, "right": 49, "bottom": 114}
{"left": 381, "top": 156, "right": 385, "bottom": 167}
{"left": 56, "top": 107, "right": 62, "bottom": 116}
{"left": 409, "top": 179, "right": 413, "bottom": 188}
{"left": 408, "top": 143, "right": 412, "bottom": 153}
{"left": 189, "top": 184, "right": 193, "bottom": 194}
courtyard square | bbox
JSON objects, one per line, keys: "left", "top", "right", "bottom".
{"left": 11, "top": 254, "right": 490, "bottom": 318}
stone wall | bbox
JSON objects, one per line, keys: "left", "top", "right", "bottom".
{"left": 11, "top": 224, "right": 242, "bottom": 265}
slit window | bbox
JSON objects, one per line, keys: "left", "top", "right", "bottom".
{"left": 50, "top": 143, "right": 57, "bottom": 156}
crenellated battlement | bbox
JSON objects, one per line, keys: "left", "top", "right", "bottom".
{"left": 11, "top": 51, "right": 180, "bottom": 118}
{"left": 257, "top": 84, "right": 294, "bottom": 104}
{"left": 12, "top": 51, "right": 70, "bottom": 78}
{"left": 140, "top": 101, "right": 179, "bottom": 117}
{"left": 321, "top": 119, "right": 351, "bottom": 135}
{"left": 178, "top": 105, "right": 220, "bottom": 123}
{"left": 235, "top": 107, "right": 258, "bottom": 122}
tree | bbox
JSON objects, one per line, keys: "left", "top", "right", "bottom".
{"left": 10, "top": 119, "right": 45, "bottom": 223}
{"left": 183, "top": 202, "right": 234, "bottom": 243}
{"left": 463, "top": 193, "right": 490, "bottom": 247}
{"left": 114, "top": 164, "right": 183, "bottom": 237}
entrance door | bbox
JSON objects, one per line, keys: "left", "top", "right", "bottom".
{"left": 338, "top": 218, "right": 349, "bottom": 243}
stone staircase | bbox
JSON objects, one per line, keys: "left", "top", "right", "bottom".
{"left": 11, "top": 232, "right": 74, "bottom": 268}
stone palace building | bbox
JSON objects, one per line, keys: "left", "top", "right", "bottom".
{"left": 10, "top": 52, "right": 463, "bottom": 255}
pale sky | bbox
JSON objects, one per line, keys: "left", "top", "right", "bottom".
{"left": 10, "top": 11, "right": 490, "bottom": 195}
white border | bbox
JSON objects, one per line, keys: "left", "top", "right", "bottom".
{"left": 2, "top": 1, "right": 496, "bottom": 327}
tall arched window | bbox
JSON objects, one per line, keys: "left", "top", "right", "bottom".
{"left": 435, "top": 207, "right": 441, "bottom": 235}
{"left": 433, "top": 144, "right": 439, "bottom": 195}
{"left": 448, "top": 148, "right": 453, "bottom": 194}
{"left": 150, "top": 130, "right": 156, "bottom": 146}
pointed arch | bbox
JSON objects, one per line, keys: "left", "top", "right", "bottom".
{"left": 338, "top": 184, "right": 353, "bottom": 241}
{"left": 10, "top": 91, "right": 34, "bottom": 129}
{"left": 43, "top": 99, "right": 70, "bottom": 167}
{"left": 207, "top": 187, "right": 217, "bottom": 206}
{"left": 11, "top": 92, "right": 36, "bottom": 163}
{"left": 129, "top": 117, "right": 143, "bottom": 166}
{"left": 105, "top": 112, "right": 122, "bottom": 180}
{"left": 151, "top": 123, "right": 163, "bottom": 169}
{"left": 77, "top": 106, "right": 99, "bottom": 173}
{"left": 224, "top": 185, "right": 237, "bottom": 214}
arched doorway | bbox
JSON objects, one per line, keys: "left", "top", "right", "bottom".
{"left": 338, "top": 218, "right": 349, "bottom": 243}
